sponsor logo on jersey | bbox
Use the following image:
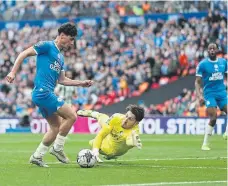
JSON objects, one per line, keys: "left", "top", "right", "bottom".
{"left": 209, "top": 72, "right": 223, "bottom": 81}
{"left": 50, "top": 61, "right": 61, "bottom": 73}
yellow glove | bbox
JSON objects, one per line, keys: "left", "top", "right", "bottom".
{"left": 92, "top": 148, "right": 103, "bottom": 163}
{"left": 126, "top": 130, "right": 142, "bottom": 149}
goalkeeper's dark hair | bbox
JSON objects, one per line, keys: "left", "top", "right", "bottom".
{"left": 58, "top": 22, "right": 77, "bottom": 37}
{"left": 126, "top": 104, "right": 145, "bottom": 122}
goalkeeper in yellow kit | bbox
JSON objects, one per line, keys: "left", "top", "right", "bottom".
{"left": 77, "top": 104, "right": 144, "bottom": 162}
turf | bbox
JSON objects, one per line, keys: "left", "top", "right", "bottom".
{"left": 0, "top": 134, "right": 227, "bottom": 186}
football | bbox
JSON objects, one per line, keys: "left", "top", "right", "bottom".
{"left": 77, "top": 149, "right": 96, "bottom": 168}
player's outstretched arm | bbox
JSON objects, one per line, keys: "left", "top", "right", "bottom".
{"left": 126, "top": 130, "right": 142, "bottom": 150}
{"left": 58, "top": 71, "right": 93, "bottom": 87}
{"left": 92, "top": 125, "right": 112, "bottom": 162}
{"left": 6, "top": 47, "right": 36, "bottom": 83}
{"left": 195, "top": 76, "right": 204, "bottom": 105}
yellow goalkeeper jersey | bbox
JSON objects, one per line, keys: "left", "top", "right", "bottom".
{"left": 92, "top": 113, "right": 139, "bottom": 157}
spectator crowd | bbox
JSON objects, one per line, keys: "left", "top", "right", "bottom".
{"left": 1, "top": 1, "right": 227, "bottom": 21}
{"left": 0, "top": 2, "right": 227, "bottom": 118}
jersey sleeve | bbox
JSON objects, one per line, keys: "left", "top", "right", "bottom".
{"left": 93, "top": 124, "right": 112, "bottom": 149}
{"left": 33, "top": 41, "right": 50, "bottom": 55}
{"left": 196, "top": 62, "right": 204, "bottom": 77}
{"left": 61, "top": 64, "right": 67, "bottom": 71}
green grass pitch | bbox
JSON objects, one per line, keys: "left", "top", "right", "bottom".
{"left": 0, "top": 134, "right": 227, "bottom": 186}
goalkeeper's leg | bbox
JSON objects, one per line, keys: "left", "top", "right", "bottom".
{"left": 77, "top": 110, "right": 109, "bottom": 127}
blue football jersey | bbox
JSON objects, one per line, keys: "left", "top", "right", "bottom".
{"left": 33, "top": 41, "right": 65, "bottom": 92}
{"left": 196, "top": 57, "right": 227, "bottom": 96}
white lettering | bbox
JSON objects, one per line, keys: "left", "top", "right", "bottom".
{"left": 209, "top": 72, "right": 223, "bottom": 81}
{"left": 0, "top": 119, "right": 19, "bottom": 133}
{"left": 166, "top": 119, "right": 177, "bottom": 134}
{"left": 216, "top": 119, "right": 225, "bottom": 135}
{"left": 88, "top": 118, "right": 100, "bottom": 134}
{"left": 139, "top": 119, "right": 144, "bottom": 134}
{"left": 176, "top": 119, "right": 185, "bottom": 134}
{"left": 5, "top": 23, "right": 19, "bottom": 29}
{"left": 143, "top": 119, "right": 156, "bottom": 134}
{"left": 79, "top": 19, "right": 97, "bottom": 26}
{"left": 30, "top": 119, "right": 41, "bottom": 134}
{"left": 196, "top": 119, "right": 206, "bottom": 135}
{"left": 43, "top": 21, "right": 58, "bottom": 28}
{"left": 127, "top": 17, "right": 145, "bottom": 25}
{"left": 156, "top": 119, "right": 164, "bottom": 134}
{"left": 186, "top": 119, "right": 196, "bottom": 134}
{"left": 50, "top": 61, "right": 61, "bottom": 73}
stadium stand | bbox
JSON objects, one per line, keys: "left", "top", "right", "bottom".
{"left": 0, "top": 1, "right": 218, "bottom": 20}
{"left": 0, "top": 4, "right": 227, "bottom": 117}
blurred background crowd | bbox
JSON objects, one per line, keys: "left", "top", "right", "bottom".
{"left": 1, "top": 1, "right": 227, "bottom": 21}
{"left": 0, "top": 1, "right": 227, "bottom": 118}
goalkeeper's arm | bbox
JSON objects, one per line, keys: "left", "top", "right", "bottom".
{"left": 126, "top": 130, "right": 142, "bottom": 149}
{"left": 93, "top": 124, "right": 111, "bottom": 150}
{"left": 92, "top": 124, "right": 112, "bottom": 162}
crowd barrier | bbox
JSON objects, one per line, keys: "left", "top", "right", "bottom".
{"left": 1, "top": 11, "right": 227, "bottom": 30}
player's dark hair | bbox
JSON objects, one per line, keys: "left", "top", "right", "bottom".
{"left": 126, "top": 104, "right": 145, "bottom": 122}
{"left": 58, "top": 22, "right": 77, "bottom": 37}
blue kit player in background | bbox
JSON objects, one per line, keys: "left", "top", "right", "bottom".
{"left": 6, "top": 22, "right": 93, "bottom": 167}
{"left": 195, "top": 43, "right": 227, "bottom": 151}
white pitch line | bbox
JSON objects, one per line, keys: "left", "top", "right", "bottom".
{"left": 0, "top": 153, "right": 225, "bottom": 160}
{"left": 42, "top": 161, "right": 227, "bottom": 170}
{"left": 98, "top": 164, "right": 227, "bottom": 170}
{"left": 113, "top": 157, "right": 227, "bottom": 162}
{"left": 103, "top": 180, "right": 227, "bottom": 186}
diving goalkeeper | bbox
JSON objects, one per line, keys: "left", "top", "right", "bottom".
{"left": 77, "top": 104, "right": 144, "bottom": 162}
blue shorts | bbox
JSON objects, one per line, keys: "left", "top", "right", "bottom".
{"left": 32, "top": 88, "right": 64, "bottom": 118}
{"left": 204, "top": 92, "right": 227, "bottom": 110}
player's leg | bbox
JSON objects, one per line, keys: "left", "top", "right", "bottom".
{"left": 202, "top": 106, "right": 217, "bottom": 151}
{"left": 49, "top": 104, "right": 76, "bottom": 163}
{"left": 221, "top": 105, "right": 227, "bottom": 114}
{"left": 30, "top": 113, "right": 61, "bottom": 167}
{"left": 222, "top": 105, "right": 228, "bottom": 140}
{"left": 218, "top": 95, "right": 227, "bottom": 139}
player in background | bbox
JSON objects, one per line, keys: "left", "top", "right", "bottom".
{"left": 77, "top": 104, "right": 144, "bottom": 162}
{"left": 6, "top": 22, "right": 93, "bottom": 167}
{"left": 55, "top": 71, "right": 77, "bottom": 105}
{"left": 195, "top": 43, "right": 227, "bottom": 151}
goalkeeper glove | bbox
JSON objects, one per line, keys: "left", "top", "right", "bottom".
{"left": 92, "top": 148, "right": 103, "bottom": 163}
{"left": 132, "top": 130, "right": 142, "bottom": 150}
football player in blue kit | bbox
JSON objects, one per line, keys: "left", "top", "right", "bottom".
{"left": 6, "top": 23, "right": 93, "bottom": 167}
{"left": 195, "top": 43, "right": 227, "bottom": 150}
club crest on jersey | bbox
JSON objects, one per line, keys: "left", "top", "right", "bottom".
{"left": 50, "top": 61, "right": 61, "bottom": 73}
{"left": 57, "top": 53, "right": 61, "bottom": 63}
{"left": 214, "top": 64, "right": 219, "bottom": 72}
